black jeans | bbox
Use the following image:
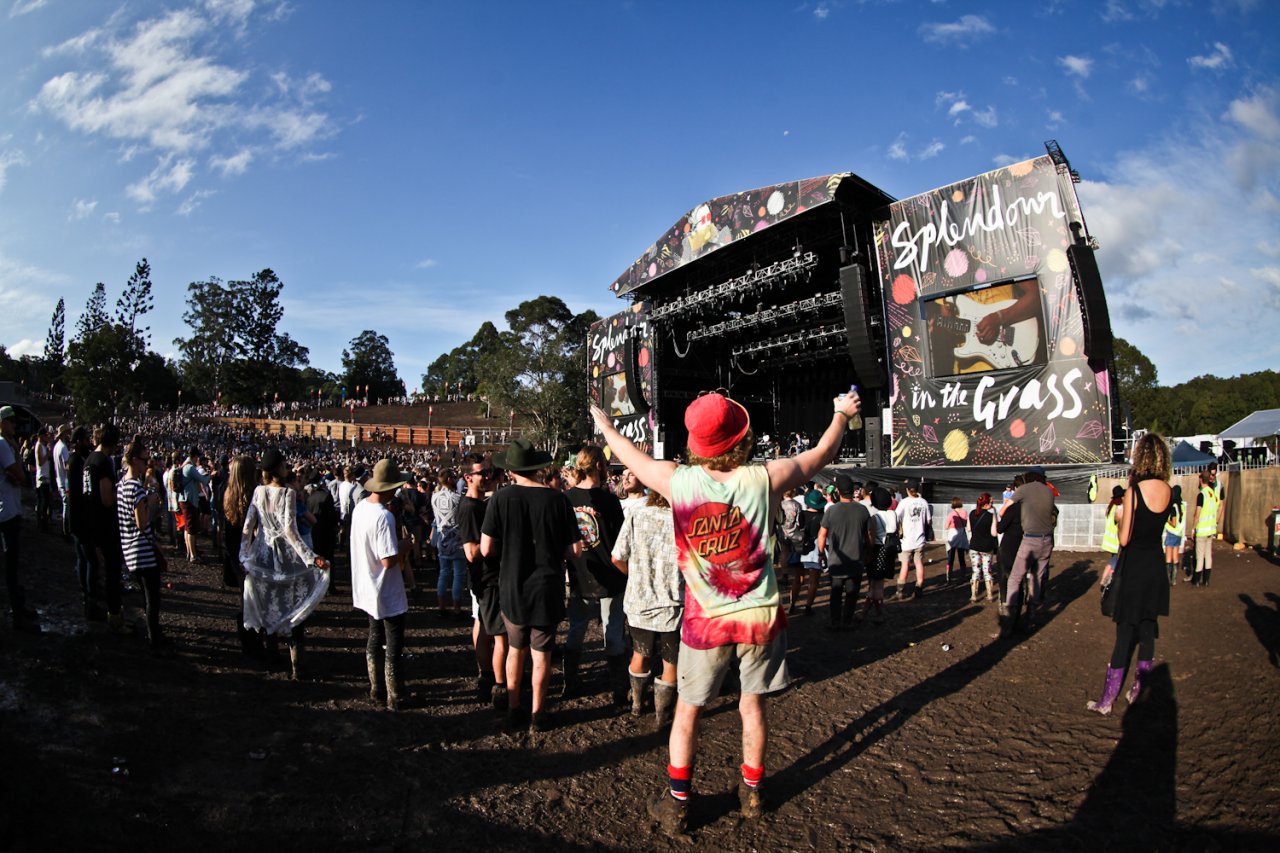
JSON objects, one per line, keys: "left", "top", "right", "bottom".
{"left": 367, "top": 613, "right": 406, "bottom": 661}
{"left": 1, "top": 515, "right": 22, "bottom": 614}
{"left": 83, "top": 539, "right": 124, "bottom": 614}
{"left": 829, "top": 562, "right": 865, "bottom": 624}
{"left": 138, "top": 567, "right": 163, "bottom": 641}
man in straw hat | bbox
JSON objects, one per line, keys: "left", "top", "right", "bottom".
{"left": 351, "top": 458, "right": 414, "bottom": 711}
{"left": 480, "top": 437, "right": 582, "bottom": 732}
{"left": 590, "top": 385, "right": 862, "bottom": 834}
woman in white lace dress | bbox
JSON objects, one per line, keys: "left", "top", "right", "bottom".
{"left": 240, "top": 449, "right": 330, "bottom": 679}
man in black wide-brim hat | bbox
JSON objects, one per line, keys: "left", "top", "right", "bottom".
{"left": 480, "top": 438, "right": 582, "bottom": 732}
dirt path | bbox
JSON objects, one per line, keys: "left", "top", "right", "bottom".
{"left": 2, "top": 523, "right": 1278, "bottom": 852}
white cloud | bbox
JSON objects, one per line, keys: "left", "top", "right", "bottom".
{"left": 1077, "top": 83, "right": 1280, "bottom": 380}
{"left": 1058, "top": 55, "right": 1093, "bottom": 78}
{"left": 0, "top": 149, "right": 27, "bottom": 193}
{"left": 1101, "top": 0, "right": 1134, "bottom": 22}
{"left": 937, "top": 91, "right": 997, "bottom": 128}
{"left": 813, "top": 3, "right": 830, "bottom": 20}
{"left": 918, "top": 15, "right": 995, "bottom": 47}
{"left": 415, "top": 259, "right": 439, "bottom": 270}
{"left": 126, "top": 155, "right": 195, "bottom": 207}
{"left": 6, "top": 338, "right": 43, "bottom": 357}
{"left": 103, "top": 211, "right": 121, "bottom": 223}
{"left": 9, "top": 0, "right": 48, "bottom": 18}
{"left": 1188, "top": 42, "right": 1233, "bottom": 71}
{"left": 32, "top": 6, "right": 336, "bottom": 205}
{"left": 959, "top": 135, "right": 976, "bottom": 145}
{"left": 69, "top": 198, "right": 98, "bottom": 220}
{"left": 1128, "top": 74, "right": 1152, "bottom": 95}
{"left": 887, "top": 132, "right": 908, "bottom": 162}
{"left": 176, "top": 189, "right": 216, "bottom": 216}
{"left": 0, "top": 255, "right": 67, "bottom": 347}
{"left": 992, "top": 153, "right": 1019, "bottom": 167}
{"left": 1046, "top": 109, "right": 1066, "bottom": 129}
{"left": 211, "top": 148, "right": 253, "bottom": 176}
{"left": 919, "top": 140, "right": 944, "bottom": 160}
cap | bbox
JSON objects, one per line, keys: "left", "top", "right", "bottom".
{"left": 0, "top": 406, "right": 15, "bottom": 421}
{"left": 685, "top": 393, "right": 750, "bottom": 458}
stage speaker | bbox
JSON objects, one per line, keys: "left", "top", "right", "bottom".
{"left": 1067, "top": 242, "right": 1113, "bottom": 364}
{"left": 839, "top": 262, "right": 886, "bottom": 389}
{"left": 863, "top": 415, "right": 882, "bottom": 467}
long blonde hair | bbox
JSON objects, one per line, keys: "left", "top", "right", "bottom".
{"left": 223, "top": 455, "right": 258, "bottom": 528}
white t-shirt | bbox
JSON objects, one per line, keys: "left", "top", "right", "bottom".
{"left": 349, "top": 498, "right": 407, "bottom": 619}
{"left": 53, "top": 439, "right": 71, "bottom": 492}
{"left": 895, "top": 495, "right": 932, "bottom": 551}
{"left": 619, "top": 494, "right": 647, "bottom": 519}
{"left": 337, "top": 481, "right": 356, "bottom": 519}
{"left": 0, "top": 437, "right": 21, "bottom": 523}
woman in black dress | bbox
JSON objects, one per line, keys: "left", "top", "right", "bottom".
{"left": 1087, "top": 433, "right": 1172, "bottom": 715}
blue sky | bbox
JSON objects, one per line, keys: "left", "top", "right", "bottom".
{"left": 1, "top": 0, "right": 1276, "bottom": 388}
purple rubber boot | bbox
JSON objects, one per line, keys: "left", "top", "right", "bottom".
{"left": 1086, "top": 665, "right": 1125, "bottom": 715}
{"left": 1126, "top": 659, "right": 1153, "bottom": 704}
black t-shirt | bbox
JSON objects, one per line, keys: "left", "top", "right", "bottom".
{"left": 457, "top": 494, "right": 500, "bottom": 592}
{"left": 821, "top": 501, "right": 871, "bottom": 567}
{"left": 83, "top": 450, "right": 119, "bottom": 546}
{"left": 66, "top": 451, "right": 87, "bottom": 538}
{"left": 969, "top": 507, "right": 997, "bottom": 553}
{"left": 481, "top": 484, "right": 580, "bottom": 627}
{"left": 566, "top": 486, "right": 626, "bottom": 599}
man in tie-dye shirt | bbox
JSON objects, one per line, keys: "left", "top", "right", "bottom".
{"left": 590, "top": 385, "right": 862, "bottom": 835}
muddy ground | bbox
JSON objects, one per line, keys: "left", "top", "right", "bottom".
{"left": 1, "top": 515, "right": 1278, "bottom": 852}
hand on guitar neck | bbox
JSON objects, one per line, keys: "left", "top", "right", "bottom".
{"left": 974, "top": 285, "right": 1039, "bottom": 345}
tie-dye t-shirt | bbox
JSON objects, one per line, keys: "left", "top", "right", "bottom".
{"left": 669, "top": 464, "right": 784, "bottom": 650}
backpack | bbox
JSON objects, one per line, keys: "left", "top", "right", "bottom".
{"left": 172, "top": 465, "right": 186, "bottom": 500}
{"left": 781, "top": 498, "right": 805, "bottom": 548}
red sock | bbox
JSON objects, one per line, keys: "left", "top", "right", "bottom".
{"left": 741, "top": 763, "right": 764, "bottom": 788}
{"left": 668, "top": 764, "right": 692, "bottom": 801}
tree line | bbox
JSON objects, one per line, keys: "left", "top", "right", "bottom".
{"left": 1111, "top": 337, "right": 1280, "bottom": 437}
{"left": 1, "top": 261, "right": 600, "bottom": 454}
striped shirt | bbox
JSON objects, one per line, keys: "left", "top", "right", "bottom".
{"left": 117, "top": 476, "right": 157, "bottom": 574}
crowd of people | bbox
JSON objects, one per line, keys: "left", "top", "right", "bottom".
{"left": 0, "top": 388, "right": 1215, "bottom": 837}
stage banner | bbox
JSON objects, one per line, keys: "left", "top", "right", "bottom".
{"left": 588, "top": 303, "right": 657, "bottom": 456}
{"left": 873, "top": 156, "right": 1112, "bottom": 467}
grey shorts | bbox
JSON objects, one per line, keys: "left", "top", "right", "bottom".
{"left": 900, "top": 547, "right": 923, "bottom": 559}
{"left": 471, "top": 586, "right": 505, "bottom": 636}
{"left": 677, "top": 630, "right": 790, "bottom": 707}
{"left": 502, "top": 615, "right": 556, "bottom": 653}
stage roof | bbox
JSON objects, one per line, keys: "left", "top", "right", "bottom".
{"left": 1218, "top": 408, "right": 1280, "bottom": 439}
{"left": 608, "top": 172, "right": 893, "bottom": 297}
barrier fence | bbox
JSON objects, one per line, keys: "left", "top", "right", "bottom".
{"left": 213, "top": 417, "right": 524, "bottom": 448}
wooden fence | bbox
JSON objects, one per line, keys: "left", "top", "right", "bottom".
{"left": 213, "top": 417, "right": 488, "bottom": 448}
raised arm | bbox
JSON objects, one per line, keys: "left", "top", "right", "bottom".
{"left": 590, "top": 405, "right": 677, "bottom": 500}
{"left": 766, "top": 391, "right": 862, "bottom": 495}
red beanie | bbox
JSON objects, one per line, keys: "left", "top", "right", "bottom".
{"left": 685, "top": 393, "right": 750, "bottom": 458}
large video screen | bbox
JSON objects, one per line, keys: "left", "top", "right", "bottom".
{"left": 922, "top": 278, "right": 1047, "bottom": 378}
{"left": 600, "top": 370, "right": 638, "bottom": 418}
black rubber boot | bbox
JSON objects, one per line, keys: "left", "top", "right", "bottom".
{"left": 1202, "top": 569, "right": 1211, "bottom": 587}
{"left": 629, "top": 670, "right": 652, "bottom": 717}
{"left": 653, "top": 680, "right": 677, "bottom": 729}
{"left": 366, "top": 651, "right": 385, "bottom": 703}
{"left": 385, "top": 651, "right": 403, "bottom": 711}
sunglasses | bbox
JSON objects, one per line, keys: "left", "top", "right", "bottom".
{"left": 697, "top": 388, "right": 731, "bottom": 399}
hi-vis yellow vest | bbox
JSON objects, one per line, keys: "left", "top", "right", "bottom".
{"left": 1102, "top": 505, "right": 1121, "bottom": 554}
{"left": 1196, "top": 486, "right": 1220, "bottom": 537}
{"left": 1164, "top": 501, "right": 1186, "bottom": 542}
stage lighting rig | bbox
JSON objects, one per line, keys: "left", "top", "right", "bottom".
{"left": 686, "top": 290, "right": 843, "bottom": 343}
{"left": 649, "top": 252, "right": 819, "bottom": 322}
